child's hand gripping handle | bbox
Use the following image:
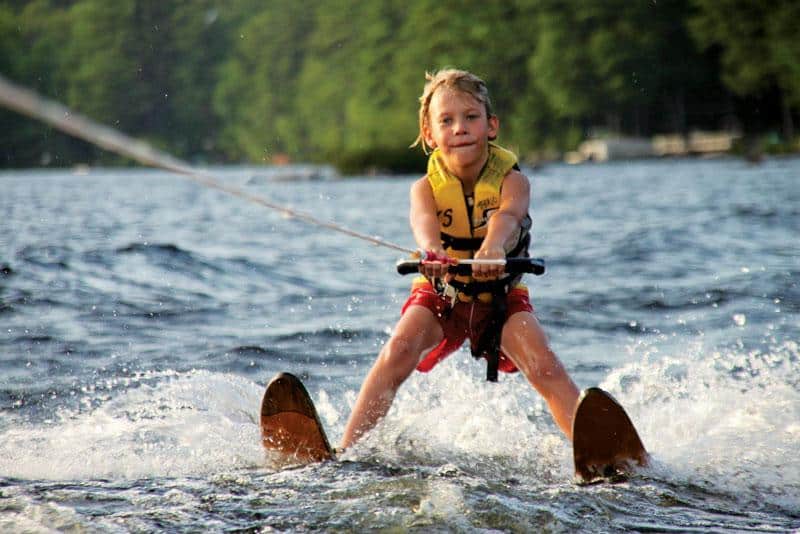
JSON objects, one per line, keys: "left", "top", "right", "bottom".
{"left": 396, "top": 257, "right": 546, "bottom": 276}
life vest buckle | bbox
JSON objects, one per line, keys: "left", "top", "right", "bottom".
{"left": 442, "top": 282, "right": 458, "bottom": 308}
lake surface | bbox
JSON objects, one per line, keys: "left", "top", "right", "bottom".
{"left": 1, "top": 157, "right": 798, "bottom": 532}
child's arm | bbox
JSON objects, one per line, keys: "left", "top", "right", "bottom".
{"left": 473, "top": 170, "right": 531, "bottom": 279}
{"left": 409, "top": 176, "right": 450, "bottom": 279}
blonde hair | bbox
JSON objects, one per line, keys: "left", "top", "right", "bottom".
{"left": 411, "top": 69, "right": 495, "bottom": 154}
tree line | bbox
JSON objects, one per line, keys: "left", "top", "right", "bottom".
{"left": 1, "top": 0, "right": 798, "bottom": 172}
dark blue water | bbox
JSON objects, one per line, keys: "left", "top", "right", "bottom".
{"left": 1, "top": 158, "right": 798, "bottom": 532}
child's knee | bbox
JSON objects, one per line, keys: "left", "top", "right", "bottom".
{"left": 508, "top": 342, "right": 563, "bottom": 382}
{"left": 532, "top": 353, "right": 564, "bottom": 381}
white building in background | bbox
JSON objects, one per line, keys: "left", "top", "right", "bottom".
{"left": 566, "top": 131, "right": 741, "bottom": 163}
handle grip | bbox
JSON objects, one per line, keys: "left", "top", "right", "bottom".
{"left": 396, "top": 257, "right": 545, "bottom": 276}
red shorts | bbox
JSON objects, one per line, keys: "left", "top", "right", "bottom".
{"left": 401, "top": 280, "right": 534, "bottom": 374}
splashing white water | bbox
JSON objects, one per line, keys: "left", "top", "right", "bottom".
{"left": 0, "top": 370, "right": 264, "bottom": 480}
{"left": 603, "top": 340, "right": 800, "bottom": 511}
{"left": 2, "top": 341, "right": 797, "bottom": 516}
{"left": 343, "top": 340, "right": 800, "bottom": 511}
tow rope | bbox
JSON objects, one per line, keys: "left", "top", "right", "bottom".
{"left": 0, "top": 74, "right": 415, "bottom": 256}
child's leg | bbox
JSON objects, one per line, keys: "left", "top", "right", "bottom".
{"left": 340, "top": 305, "right": 443, "bottom": 449}
{"left": 500, "top": 311, "right": 580, "bottom": 440}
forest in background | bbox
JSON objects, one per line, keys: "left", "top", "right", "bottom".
{"left": 1, "top": 0, "right": 799, "bottom": 172}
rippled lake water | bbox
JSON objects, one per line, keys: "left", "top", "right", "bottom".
{"left": 1, "top": 157, "right": 798, "bottom": 532}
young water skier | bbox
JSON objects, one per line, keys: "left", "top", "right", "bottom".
{"left": 340, "top": 69, "right": 580, "bottom": 449}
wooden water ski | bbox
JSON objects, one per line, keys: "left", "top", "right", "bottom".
{"left": 260, "top": 375, "right": 647, "bottom": 479}
{"left": 572, "top": 387, "right": 648, "bottom": 484}
{"left": 260, "top": 372, "right": 333, "bottom": 463}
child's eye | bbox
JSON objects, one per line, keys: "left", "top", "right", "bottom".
{"left": 467, "top": 114, "right": 479, "bottom": 120}
{"left": 440, "top": 117, "right": 452, "bottom": 125}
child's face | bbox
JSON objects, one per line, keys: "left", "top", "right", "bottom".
{"left": 423, "top": 87, "right": 498, "bottom": 173}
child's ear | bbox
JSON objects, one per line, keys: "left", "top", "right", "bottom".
{"left": 423, "top": 126, "right": 437, "bottom": 148}
{"left": 488, "top": 115, "right": 499, "bottom": 141}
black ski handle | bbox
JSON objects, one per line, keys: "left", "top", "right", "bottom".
{"left": 396, "top": 257, "right": 546, "bottom": 276}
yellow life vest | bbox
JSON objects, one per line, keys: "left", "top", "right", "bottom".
{"left": 421, "top": 143, "right": 531, "bottom": 303}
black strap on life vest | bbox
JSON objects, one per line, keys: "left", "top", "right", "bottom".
{"left": 447, "top": 277, "right": 514, "bottom": 382}
{"left": 442, "top": 241, "right": 531, "bottom": 381}
{"left": 477, "top": 294, "right": 506, "bottom": 382}
{"left": 440, "top": 233, "right": 483, "bottom": 251}
{"left": 442, "top": 226, "right": 530, "bottom": 258}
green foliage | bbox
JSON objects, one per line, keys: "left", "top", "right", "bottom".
{"left": 689, "top": 0, "right": 773, "bottom": 96}
{"left": 765, "top": 1, "right": 800, "bottom": 109}
{"left": 1, "top": 0, "right": 797, "bottom": 169}
{"left": 213, "top": 0, "right": 314, "bottom": 162}
{"left": 0, "top": 0, "right": 82, "bottom": 165}
{"left": 63, "top": 0, "right": 230, "bottom": 163}
{"left": 690, "top": 0, "right": 800, "bottom": 137}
